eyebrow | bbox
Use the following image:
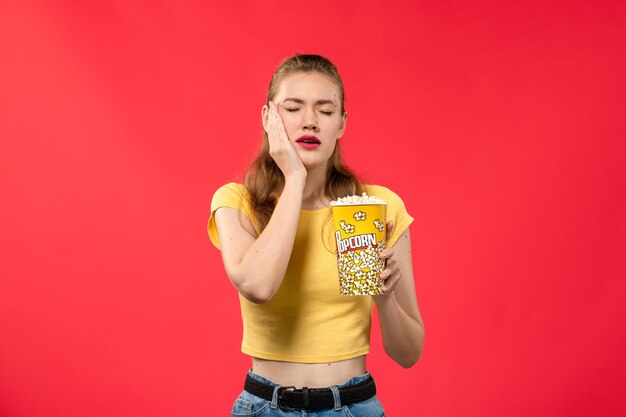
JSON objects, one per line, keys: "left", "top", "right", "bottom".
{"left": 282, "top": 97, "right": 337, "bottom": 106}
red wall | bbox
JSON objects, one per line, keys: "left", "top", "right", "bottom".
{"left": 1, "top": 1, "right": 625, "bottom": 416}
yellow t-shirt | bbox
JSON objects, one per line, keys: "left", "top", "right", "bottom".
{"left": 208, "top": 183, "right": 413, "bottom": 363}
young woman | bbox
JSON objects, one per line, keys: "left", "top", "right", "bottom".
{"left": 208, "top": 54, "right": 424, "bottom": 416}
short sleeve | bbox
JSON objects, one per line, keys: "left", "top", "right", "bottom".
{"left": 365, "top": 185, "right": 414, "bottom": 248}
{"left": 207, "top": 183, "right": 255, "bottom": 250}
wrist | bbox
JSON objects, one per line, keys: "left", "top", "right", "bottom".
{"left": 284, "top": 172, "right": 307, "bottom": 188}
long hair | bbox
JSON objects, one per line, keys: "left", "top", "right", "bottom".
{"left": 244, "top": 54, "right": 364, "bottom": 232}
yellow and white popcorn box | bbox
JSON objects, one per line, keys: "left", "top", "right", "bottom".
{"left": 330, "top": 194, "right": 388, "bottom": 296}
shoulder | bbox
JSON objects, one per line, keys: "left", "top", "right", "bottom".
{"left": 211, "top": 182, "right": 251, "bottom": 211}
{"left": 363, "top": 184, "right": 406, "bottom": 205}
{"left": 210, "top": 182, "right": 255, "bottom": 225}
{"left": 213, "top": 182, "right": 248, "bottom": 198}
{"left": 208, "top": 183, "right": 256, "bottom": 249}
{"left": 363, "top": 184, "right": 413, "bottom": 247}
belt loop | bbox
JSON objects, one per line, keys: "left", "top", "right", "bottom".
{"left": 330, "top": 385, "right": 342, "bottom": 411}
{"left": 302, "top": 387, "right": 310, "bottom": 409}
{"left": 271, "top": 385, "right": 280, "bottom": 409}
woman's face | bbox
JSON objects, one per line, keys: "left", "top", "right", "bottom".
{"left": 263, "top": 71, "right": 347, "bottom": 170}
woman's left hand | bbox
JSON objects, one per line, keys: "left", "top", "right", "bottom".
{"left": 374, "top": 220, "right": 401, "bottom": 298}
{"left": 371, "top": 220, "right": 424, "bottom": 367}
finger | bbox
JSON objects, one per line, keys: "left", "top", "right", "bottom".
{"left": 271, "top": 101, "right": 283, "bottom": 125}
{"left": 385, "top": 220, "right": 395, "bottom": 242}
{"left": 268, "top": 102, "right": 277, "bottom": 127}
{"left": 268, "top": 101, "right": 276, "bottom": 118}
{"left": 268, "top": 102, "right": 283, "bottom": 141}
{"left": 273, "top": 104, "right": 289, "bottom": 141}
{"left": 382, "top": 270, "right": 402, "bottom": 293}
{"left": 269, "top": 101, "right": 277, "bottom": 123}
{"left": 379, "top": 247, "right": 394, "bottom": 260}
{"left": 379, "top": 260, "right": 397, "bottom": 280}
{"left": 379, "top": 269, "right": 391, "bottom": 282}
{"left": 379, "top": 259, "right": 396, "bottom": 281}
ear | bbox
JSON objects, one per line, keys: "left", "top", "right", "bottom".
{"left": 337, "top": 111, "right": 347, "bottom": 139}
{"left": 261, "top": 103, "right": 270, "bottom": 133}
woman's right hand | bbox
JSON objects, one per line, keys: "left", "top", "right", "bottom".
{"left": 216, "top": 101, "right": 308, "bottom": 303}
{"left": 263, "top": 101, "right": 307, "bottom": 180}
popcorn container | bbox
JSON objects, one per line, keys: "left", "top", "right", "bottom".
{"left": 330, "top": 196, "right": 388, "bottom": 296}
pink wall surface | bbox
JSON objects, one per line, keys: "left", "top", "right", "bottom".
{"left": 1, "top": 1, "right": 625, "bottom": 416}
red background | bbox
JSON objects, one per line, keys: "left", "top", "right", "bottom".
{"left": 1, "top": 1, "right": 625, "bottom": 416}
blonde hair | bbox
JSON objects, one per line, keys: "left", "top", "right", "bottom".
{"left": 244, "top": 54, "right": 364, "bottom": 231}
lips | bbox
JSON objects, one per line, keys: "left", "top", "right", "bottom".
{"left": 296, "top": 135, "right": 321, "bottom": 144}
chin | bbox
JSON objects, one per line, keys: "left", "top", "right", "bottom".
{"left": 297, "top": 149, "right": 333, "bottom": 170}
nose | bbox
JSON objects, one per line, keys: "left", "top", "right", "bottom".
{"left": 303, "top": 121, "right": 318, "bottom": 131}
{"left": 302, "top": 108, "right": 319, "bottom": 131}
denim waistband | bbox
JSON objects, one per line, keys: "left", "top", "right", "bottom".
{"left": 244, "top": 369, "right": 375, "bottom": 412}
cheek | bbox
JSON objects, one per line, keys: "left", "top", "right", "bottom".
{"left": 280, "top": 114, "right": 299, "bottom": 136}
{"left": 325, "top": 120, "right": 343, "bottom": 136}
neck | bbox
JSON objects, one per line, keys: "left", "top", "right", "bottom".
{"left": 301, "top": 163, "right": 329, "bottom": 210}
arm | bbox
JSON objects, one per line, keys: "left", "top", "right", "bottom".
{"left": 374, "top": 225, "right": 425, "bottom": 368}
{"left": 214, "top": 101, "right": 306, "bottom": 304}
{"left": 214, "top": 178, "right": 304, "bottom": 303}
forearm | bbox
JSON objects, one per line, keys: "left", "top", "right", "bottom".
{"left": 230, "top": 178, "right": 304, "bottom": 303}
{"left": 376, "top": 292, "right": 425, "bottom": 368}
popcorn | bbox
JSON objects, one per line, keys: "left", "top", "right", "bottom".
{"left": 337, "top": 240, "right": 386, "bottom": 295}
{"left": 331, "top": 194, "right": 388, "bottom": 296}
{"left": 330, "top": 193, "right": 388, "bottom": 206}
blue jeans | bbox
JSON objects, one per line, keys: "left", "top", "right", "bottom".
{"left": 230, "top": 370, "right": 386, "bottom": 417}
